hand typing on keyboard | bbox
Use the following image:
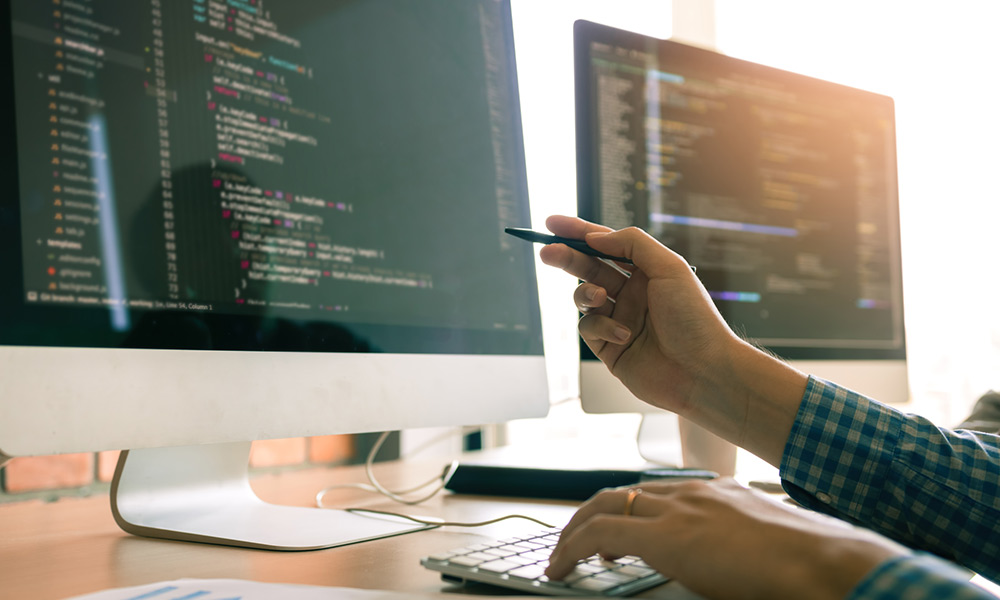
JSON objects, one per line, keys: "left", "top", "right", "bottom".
{"left": 421, "top": 527, "right": 667, "bottom": 596}
{"left": 544, "top": 479, "right": 906, "bottom": 600}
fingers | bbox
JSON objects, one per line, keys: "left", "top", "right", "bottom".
{"left": 585, "top": 228, "right": 693, "bottom": 279}
{"left": 556, "top": 487, "right": 661, "bottom": 551}
{"left": 546, "top": 515, "right": 654, "bottom": 580}
{"left": 578, "top": 313, "right": 631, "bottom": 347}
{"left": 558, "top": 488, "right": 631, "bottom": 540}
{"left": 539, "top": 216, "right": 636, "bottom": 297}
{"left": 574, "top": 282, "right": 610, "bottom": 314}
{"left": 546, "top": 482, "right": 716, "bottom": 579}
{"left": 538, "top": 243, "right": 630, "bottom": 301}
{"left": 573, "top": 283, "right": 631, "bottom": 355}
{"left": 561, "top": 484, "right": 697, "bottom": 533}
{"left": 634, "top": 477, "right": 734, "bottom": 496}
{"left": 544, "top": 214, "right": 612, "bottom": 239}
{"left": 539, "top": 217, "right": 693, "bottom": 304}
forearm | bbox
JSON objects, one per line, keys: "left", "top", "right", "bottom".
{"left": 679, "top": 337, "right": 809, "bottom": 468}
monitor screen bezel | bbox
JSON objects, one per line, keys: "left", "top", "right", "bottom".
{"left": 0, "top": 0, "right": 551, "bottom": 458}
{"left": 573, "top": 19, "right": 907, "bottom": 364}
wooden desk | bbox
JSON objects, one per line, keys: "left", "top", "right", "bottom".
{"left": 0, "top": 459, "right": 698, "bottom": 599}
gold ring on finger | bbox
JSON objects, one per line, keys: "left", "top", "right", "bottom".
{"left": 623, "top": 487, "right": 643, "bottom": 517}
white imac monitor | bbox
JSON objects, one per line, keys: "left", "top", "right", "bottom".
{"left": 0, "top": 0, "right": 549, "bottom": 550}
{"left": 573, "top": 22, "right": 908, "bottom": 436}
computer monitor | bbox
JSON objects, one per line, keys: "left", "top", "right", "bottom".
{"left": 0, "top": 0, "right": 548, "bottom": 550}
{"left": 573, "top": 22, "right": 908, "bottom": 434}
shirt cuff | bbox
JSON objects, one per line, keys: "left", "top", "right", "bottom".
{"left": 848, "top": 553, "right": 990, "bottom": 600}
{"left": 778, "top": 376, "right": 901, "bottom": 524}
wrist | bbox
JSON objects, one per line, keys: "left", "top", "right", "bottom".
{"left": 801, "top": 535, "right": 907, "bottom": 600}
{"left": 680, "top": 337, "right": 808, "bottom": 467}
{"left": 759, "top": 509, "right": 908, "bottom": 600}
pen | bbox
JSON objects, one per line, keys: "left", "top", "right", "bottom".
{"left": 505, "top": 227, "right": 634, "bottom": 264}
{"left": 505, "top": 227, "right": 696, "bottom": 272}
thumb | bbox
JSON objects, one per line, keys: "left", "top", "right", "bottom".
{"left": 585, "top": 228, "right": 691, "bottom": 277}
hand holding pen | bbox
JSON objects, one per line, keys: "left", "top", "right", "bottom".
{"left": 523, "top": 215, "right": 729, "bottom": 423}
{"left": 505, "top": 227, "right": 695, "bottom": 272}
{"left": 505, "top": 227, "right": 636, "bottom": 265}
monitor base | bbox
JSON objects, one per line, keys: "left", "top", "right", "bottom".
{"left": 110, "top": 442, "right": 432, "bottom": 551}
{"left": 636, "top": 412, "right": 682, "bottom": 466}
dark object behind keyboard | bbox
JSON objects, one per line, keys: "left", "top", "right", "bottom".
{"left": 444, "top": 464, "right": 644, "bottom": 501}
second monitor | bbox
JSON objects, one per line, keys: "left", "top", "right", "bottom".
{"left": 574, "top": 21, "right": 908, "bottom": 423}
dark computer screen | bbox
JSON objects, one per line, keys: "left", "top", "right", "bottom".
{"left": 575, "top": 21, "right": 905, "bottom": 361}
{"left": 0, "top": 0, "right": 542, "bottom": 357}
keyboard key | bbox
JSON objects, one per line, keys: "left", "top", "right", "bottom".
{"left": 425, "top": 551, "right": 456, "bottom": 561}
{"left": 522, "top": 550, "right": 552, "bottom": 562}
{"left": 569, "top": 577, "right": 620, "bottom": 592}
{"left": 575, "top": 562, "right": 607, "bottom": 574}
{"left": 464, "top": 552, "right": 497, "bottom": 562}
{"left": 592, "top": 571, "right": 638, "bottom": 585}
{"left": 562, "top": 569, "right": 593, "bottom": 584}
{"left": 518, "top": 541, "right": 548, "bottom": 550}
{"left": 448, "top": 555, "right": 488, "bottom": 567}
{"left": 617, "top": 564, "right": 656, "bottom": 578}
{"left": 586, "top": 558, "right": 619, "bottom": 569}
{"left": 478, "top": 559, "right": 520, "bottom": 574}
{"left": 507, "top": 564, "right": 548, "bottom": 581}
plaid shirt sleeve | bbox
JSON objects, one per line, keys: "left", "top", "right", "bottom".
{"left": 849, "top": 554, "right": 998, "bottom": 600}
{"left": 780, "top": 376, "right": 1000, "bottom": 596}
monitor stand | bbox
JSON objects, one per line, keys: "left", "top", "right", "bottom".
{"left": 636, "top": 412, "right": 738, "bottom": 478}
{"left": 110, "top": 442, "right": 433, "bottom": 550}
{"left": 635, "top": 412, "right": 683, "bottom": 466}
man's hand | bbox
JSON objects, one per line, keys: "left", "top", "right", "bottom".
{"left": 538, "top": 215, "right": 734, "bottom": 417}
{"left": 538, "top": 215, "right": 808, "bottom": 465}
{"left": 545, "top": 479, "right": 907, "bottom": 600}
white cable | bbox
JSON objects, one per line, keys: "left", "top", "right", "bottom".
{"left": 345, "top": 507, "right": 555, "bottom": 530}
{"left": 315, "top": 430, "right": 555, "bottom": 532}
{"left": 315, "top": 429, "right": 463, "bottom": 508}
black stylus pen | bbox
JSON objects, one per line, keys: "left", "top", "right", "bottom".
{"left": 505, "top": 227, "right": 697, "bottom": 272}
{"left": 505, "top": 227, "right": 634, "bottom": 265}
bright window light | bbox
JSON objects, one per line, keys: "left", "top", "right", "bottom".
{"left": 502, "top": 2, "right": 672, "bottom": 446}
{"left": 715, "top": 0, "right": 1000, "bottom": 423}
{"left": 511, "top": 0, "right": 672, "bottom": 405}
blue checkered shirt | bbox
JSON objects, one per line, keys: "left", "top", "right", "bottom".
{"left": 780, "top": 376, "right": 1000, "bottom": 599}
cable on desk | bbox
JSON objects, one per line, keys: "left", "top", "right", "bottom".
{"left": 315, "top": 430, "right": 461, "bottom": 508}
{"left": 316, "top": 431, "right": 557, "bottom": 531}
{"left": 344, "top": 507, "right": 555, "bottom": 529}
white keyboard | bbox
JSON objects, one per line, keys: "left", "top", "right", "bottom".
{"left": 420, "top": 527, "right": 668, "bottom": 596}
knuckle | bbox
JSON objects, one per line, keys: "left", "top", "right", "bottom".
{"left": 585, "top": 486, "right": 619, "bottom": 503}
{"left": 669, "top": 479, "right": 713, "bottom": 499}
{"left": 581, "top": 259, "right": 604, "bottom": 284}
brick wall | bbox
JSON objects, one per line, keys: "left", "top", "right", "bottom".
{"left": 0, "top": 434, "right": 358, "bottom": 502}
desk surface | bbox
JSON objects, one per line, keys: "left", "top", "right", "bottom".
{"left": 0, "top": 459, "right": 699, "bottom": 599}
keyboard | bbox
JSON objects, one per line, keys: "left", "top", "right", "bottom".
{"left": 420, "top": 527, "right": 669, "bottom": 596}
